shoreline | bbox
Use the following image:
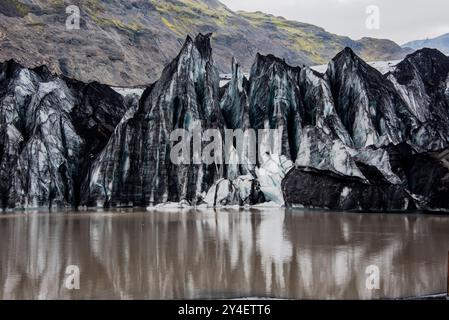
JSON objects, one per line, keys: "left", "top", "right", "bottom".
{"left": 1, "top": 205, "right": 449, "bottom": 215}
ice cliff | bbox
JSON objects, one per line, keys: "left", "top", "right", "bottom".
{"left": 1, "top": 34, "right": 448, "bottom": 212}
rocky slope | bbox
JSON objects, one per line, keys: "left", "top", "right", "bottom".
{"left": 0, "top": 32, "right": 448, "bottom": 212}
{"left": 0, "top": 0, "right": 411, "bottom": 86}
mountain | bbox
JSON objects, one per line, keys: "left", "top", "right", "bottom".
{"left": 1, "top": 32, "right": 448, "bottom": 212}
{"left": 0, "top": 0, "right": 411, "bottom": 86}
{"left": 403, "top": 33, "right": 449, "bottom": 54}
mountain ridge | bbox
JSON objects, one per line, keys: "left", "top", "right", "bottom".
{"left": 403, "top": 33, "right": 449, "bottom": 55}
{"left": 0, "top": 0, "right": 411, "bottom": 86}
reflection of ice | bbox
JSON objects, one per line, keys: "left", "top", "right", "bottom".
{"left": 257, "top": 212, "right": 293, "bottom": 291}
{"left": 238, "top": 213, "right": 253, "bottom": 282}
{"left": 334, "top": 250, "right": 350, "bottom": 287}
{"left": 341, "top": 220, "right": 350, "bottom": 242}
{"left": 203, "top": 211, "right": 254, "bottom": 283}
{"left": 2, "top": 210, "right": 449, "bottom": 299}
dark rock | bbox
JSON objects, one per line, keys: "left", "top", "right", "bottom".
{"left": 384, "top": 144, "right": 449, "bottom": 211}
{"left": 283, "top": 167, "right": 412, "bottom": 211}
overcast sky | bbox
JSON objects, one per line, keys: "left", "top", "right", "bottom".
{"left": 220, "top": 0, "right": 449, "bottom": 44}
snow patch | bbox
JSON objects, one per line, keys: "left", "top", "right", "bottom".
{"left": 112, "top": 87, "right": 145, "bottom": 98}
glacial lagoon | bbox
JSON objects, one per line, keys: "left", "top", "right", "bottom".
{"left": 1, "top": 208, "right": 449, "bottom": 300}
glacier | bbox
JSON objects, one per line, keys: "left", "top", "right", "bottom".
{"left": 0, "top": 34, "right": 448, "bottom": 212}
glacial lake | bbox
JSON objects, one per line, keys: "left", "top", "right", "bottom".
{"left": 1, "top": 208, "right": 449, "bottom": 300}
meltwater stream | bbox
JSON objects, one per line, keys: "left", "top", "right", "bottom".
{"left": 1, "top": 208, "right": 449, "bottom": 299}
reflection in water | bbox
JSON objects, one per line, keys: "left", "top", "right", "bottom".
{"left": 1, "top": 209, "right": 449, "bottom": 299}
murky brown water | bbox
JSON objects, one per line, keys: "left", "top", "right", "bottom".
{"left": 1, "top": 208, "right": 449, "bottom": 300}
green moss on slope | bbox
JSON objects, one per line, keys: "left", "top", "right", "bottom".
{"left": 0, "top": 0, "right": 31, "bottom": 17}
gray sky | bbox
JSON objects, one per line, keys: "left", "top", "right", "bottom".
{"left": 220, "top": 0, "right": 449, "bottom": 44}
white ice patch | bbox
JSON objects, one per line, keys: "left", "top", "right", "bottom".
{"left": 252, "top": 201, "right": 282, "bottom": 208}
{"left": 296, "top": 127, "right": 366, "bottom": 180}
{"left": 13, "top": 69, "right": 36, "bottom": 105}
{"left": 354, "top": 148, "right": 402, "bottom": 185}
{"left": 340, "top": 187, "right": 351, "bottom": 201}
{"left": 112, "top": 87, "right": 145, "bottom": 98}
{"left": 147, "top": 201, "right": 192, "bottom": 211}
{"left": 368, "top": 60, "right": 401, "bottom": 75}
{"left": 387, "top": 71, "right": 431, "bottom": 123}
{"left": 256, "top": 153, "right": 293, "bottom": 205}
{"left": 311, "top": 60, "right": 401, "bottom": 75}
{"left": 310, "top": 64, "right": 328, "bottom": 74}
{"left": 233, "top": 175, "right": 254, "bottom": 202}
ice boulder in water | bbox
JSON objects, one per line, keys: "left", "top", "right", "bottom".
{"left": 203, "top": 175, "right": 265, "bottom": 207}
{"left": 204, "top": 179, "right": 239, "bottom": 207}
